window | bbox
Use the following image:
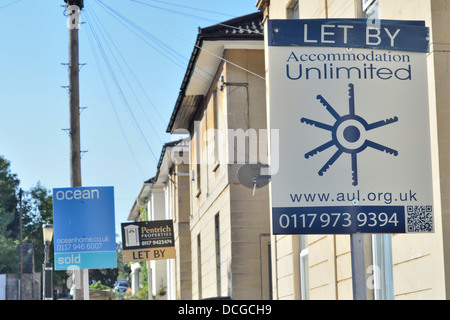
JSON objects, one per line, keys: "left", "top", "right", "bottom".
{"left": 287, "top": 0, "right": 299, "bottom": 19}
{"left": 215, "top": 213, "right": 221, "bottom": 296}
{"left": 192, "top": 122, "right": 202, "bottom": 197}
{"left": 213, "top": 89, "right": 220, "bottom": 170}
{"left": 292, "top": 2, "right": 299, "bottom": 19}
{"left": 165, "top": 176, "right": 172, "bottom": 220}
{"left": 197, "top": 233, "right": 202, "bottom": 299}
{"left": 261, "top": 235, "right": 272, "bottom": 300}
{"left": 371, "top": 234, "right": 394, "bottom": 300}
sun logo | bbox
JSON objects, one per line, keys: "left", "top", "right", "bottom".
{"left": 301, "top": 83, "right": 399, "bottom": 186}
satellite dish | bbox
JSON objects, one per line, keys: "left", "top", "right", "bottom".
{"left": 237, "top": 163, "right": 271, "bottom": 195}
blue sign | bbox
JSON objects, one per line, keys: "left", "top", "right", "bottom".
{"left": 52, "top": 186, "right": 117, "bottom": 270}
{"left": 272, "top": 206, "right": 406, "bottom": 234}
{"left": 268, "top": 19, "right": 429, "bottom": 52}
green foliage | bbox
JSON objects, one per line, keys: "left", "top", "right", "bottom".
{"left": 116, "top": 241, "right": 131, "bottom": 280}
{"left": 0, "top": 156, "right": 20, "bottom": 273}
{"left": 139, "top": 203, "right": 148, "bottom": 221}
{"left": 0, "top": 155, "right": 132, "bottom": 296}
{"left": 133, "top": 286, "right": 148, "bottom": 300}
{"left": 22, "top": 183, "right": 54, "bottom": 273}
{"left": 0, "top": 208, "right": 19, "bottom": 273}
{"left": 134, "top": 261, "right": 149, "bottom": 300}
{"left": 0, "top": 156, "right": 54, "bottom": 275}
{"left": 88, "top": 242, "right": 131, "bottom": 287}
{"left": 27, "top": 181, "right": 53, "bottom": 224}
{"left": 0, "top": 156, "right": 19, "bottom": 216}
{"left": 89, "top": 280, "right": 111, "bottom": 291}
{"left": 89, "top": 268, "right": 118, "bottom": 288}
{"left": 121, "top": 262, "right": 148, "bottom": 300}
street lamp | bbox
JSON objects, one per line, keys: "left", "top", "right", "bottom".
{"left": 42, "top": 224, "right": 54, "bottom": 300}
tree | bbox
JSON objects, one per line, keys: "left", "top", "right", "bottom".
{"left": 0, "top": 156, "right": 55, "bottom": 275}
{"left": 23, "top": 181, "right": 53, "bottom": 271}
{"left": 0, "top": 155, "right": 131, "bottom": 293}
{"left": 0, "top": 208, "right": 19, "bottom": 273}
{"left": 116, "top": 241, "right": 131, "bottom": 279}
{"left": 0, "top": 156, "right": 19, "bottom": 215}
{"left": 89, "top": 241, "right": 130, "bottom": 287}
{"left": 0, "top": 156, "right": 20, "bottom": 273}
{"left": 22, "top": 182, "right": 54, "bottom": 273}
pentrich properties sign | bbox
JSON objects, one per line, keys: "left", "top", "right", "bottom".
{"left": 121, "top": 220, "right": 175, "bottom": 262}
{"left": 265, "top": 19, "right": 434, "bottom": 234}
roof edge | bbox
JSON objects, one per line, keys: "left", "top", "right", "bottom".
{"left": 166, "top": 12, "right": 264, "bottom": 134}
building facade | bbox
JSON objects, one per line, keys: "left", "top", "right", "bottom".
{"left": 130, "top": 12, "right": 271, "bottom": 300}
{"left": 165, "top": 12, "right": 270, "bottom": 300}
{"left": 128, "top": 0, "right": 450, "bottom": 300}
{"left": 128, "top": 140, "right": 191, "bottom": 300}
{"left": 256, "top": 0, "right": 450, "bottom": 300}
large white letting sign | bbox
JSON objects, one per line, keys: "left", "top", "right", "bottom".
{"left": 265, "top": 19, "right": 433, "bottom": 234}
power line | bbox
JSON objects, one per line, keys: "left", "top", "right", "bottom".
{"left": 85, "top": 28, "right": 147, "bottom": 178}
{"left": 95, "top": 0, "right": 189, "bottom": 70}
{"left": 123, "top": 0, "right": 264, "bottom": 81}
{"left": 129, "top": 0, "right": 226, "bottom": 25}
{"left": 84, "top": 5, "right": 160, "bottom": 163}
{"left": 81, "top": 0, "right": 265, "bottom": 174}
{"left": 95, "top": 0, "right": 259, "bottom": 85}
{"left": 0, "top": 0, "right": 24, "bottom": 10}
{"left": 94, "top": 0, "right": 214, "bottom": 85}
{"left": 87, "top": 1, "right": 167, "bottom": 143}
{"left": 130, "top": 0, "right": 262, "bottom": 35}
{"left": 83, "top": 6, "right": 159, "bottom": 174}
{"left": 94, "top": 0, "right": 216, "bottom": 97}
{"left": 135, "top": 0, "right": 236, "bottom": 18}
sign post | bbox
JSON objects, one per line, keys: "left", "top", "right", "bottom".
{"left": 265, "top": 19, "right": 432, "bottom": 299}
{"left": 52, "top": 186, "right": 117, "bottom": 271}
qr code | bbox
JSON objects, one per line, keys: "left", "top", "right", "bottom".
{"left": 406, "top": 205, "right": 433, "bottom": 233}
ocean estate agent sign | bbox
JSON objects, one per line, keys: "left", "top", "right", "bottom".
{"left": 266, "top": 19, "right": 434, "bottom": 234}
{"left": 121, "top": 220, "right": 175, "bottom": 262}
{"left": 53, "top": 186, "right": 117, "bottom": 270}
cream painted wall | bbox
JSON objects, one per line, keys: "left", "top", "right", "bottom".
{"left": 189, "top": 48, "right": 270, "bottom": 299}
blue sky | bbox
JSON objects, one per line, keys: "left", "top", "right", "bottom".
{"left": 0, "top": 0, "right": 259, "bottom": 238}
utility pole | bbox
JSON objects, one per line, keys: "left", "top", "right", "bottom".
{"left": 19, "top": 189, "right": 23, "bottom": 300}
{"left": 68, "top": 6, "right": 81, "bottom": 189}
{"left": 64, "top": 0, "right": 88, "bottom": 300}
